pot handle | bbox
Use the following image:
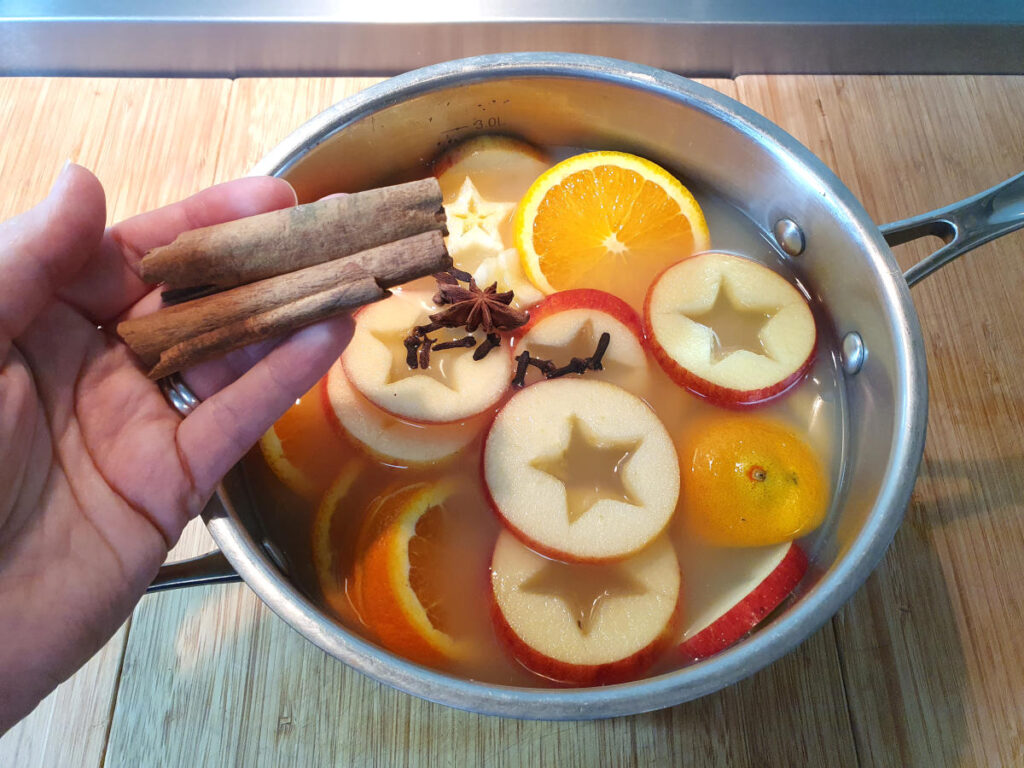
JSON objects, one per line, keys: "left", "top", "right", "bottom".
{"left": 146, "top": 550, "right": 241, "bottom": 593}
{"left": 145, "top": 495, "right": 242, "bottom": 593}
{"left": 880, "top": 171, "right": 1024, "bottom": 288}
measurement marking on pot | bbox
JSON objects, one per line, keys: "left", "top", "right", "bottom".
{"left": 473, "top": 116, "right": 503, "bottom": 130}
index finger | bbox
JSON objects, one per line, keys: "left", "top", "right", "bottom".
{"left": 62, "top": 176, "right": 298, "bottom": 325}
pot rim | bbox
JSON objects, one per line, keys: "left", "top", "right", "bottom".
{"left": 209, "top": 52, "right": 928, "bottom": 719}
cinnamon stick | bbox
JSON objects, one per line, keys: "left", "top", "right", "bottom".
{"left": 146, "top": 276, "right": 385, "bottom": 380}
{"left": 139, "top": 178, "right": 446, "bottom": 291}
{"left": 118, "top": 230, "right": 451, "bottom": 377}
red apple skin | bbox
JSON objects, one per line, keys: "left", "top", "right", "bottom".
{"left": 644, "top": 337, "right": 813, "bottom": 409}
{"left": 519, "top": 288, "right": 645, "bottom": 342}
{"left": 430, "top": 135, "right": 549, "bottom": 179}
{"left": 642, "top": 263, "right": 816, "bottom": 408}
{"left": 489, "top": 581, "right": 680, "bottom": 686}
{"left": 480, "top": 410, "right": 655, "bottom": 565}
{"left": 678, "top": 542, "right": 808, "bottom": 662}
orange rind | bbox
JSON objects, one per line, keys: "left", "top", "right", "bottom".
{"left": 514, "top": 151, "right": 710, "bottom": 309}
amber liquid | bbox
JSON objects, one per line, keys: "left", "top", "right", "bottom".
{"left": 242, "top": 169, "right": 846, "bottom": 687}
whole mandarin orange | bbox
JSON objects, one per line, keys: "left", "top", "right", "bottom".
{"left": 682, "top": 416, "right": 827, "bottom": 546}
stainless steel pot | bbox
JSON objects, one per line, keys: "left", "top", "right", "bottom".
{"left": 149, "top": 53, "right": 1024, "bottom": 719}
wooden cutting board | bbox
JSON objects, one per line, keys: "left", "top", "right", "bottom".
{"left": 1, "top": 75, "right": 1022, "bottom": 768}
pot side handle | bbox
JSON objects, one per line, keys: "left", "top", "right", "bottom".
{"left": 146, "top": 551, "right": 241, "bottom": 593}
{"left": 146, "top": 496, "right": 242, "bottom": 593}
{"left": 880, "top": 171, "right": 1024, "bottom": 288}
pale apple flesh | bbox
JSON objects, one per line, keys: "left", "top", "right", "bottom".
{"left": 483, "top": 379, "right": 680, "bottom": 562}
{"left": 433, "top": 135, "right": 551, "bottom": 204}
{"left": 342, "top": 290, "right": 513, "bottom": 424}
{"left": 323, "top": 360, "right": 483, "bottom": 466}
{"left": 515, "top": 289, "right": 649, "bottom": 392}
{"left": 490, "top": 531, "right": 681, "bottom": 685}
{"left": 644, "top": 252, "right": 817, "bottom": 407}
{"left": 677, "top": 539, "right": 808, "bottom": 661}
{"left": 522, "top": 288, "right": 644, "bottom": 337}
{"left": 471, "top": 246, "right": 544, "bottom": 309}
{"left": 433, "top": 136, "right": 552, "bottom": 309}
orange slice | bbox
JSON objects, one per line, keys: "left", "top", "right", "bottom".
{"left": 311, "top": 459, "right": 366, "bottom": 623}
{"left": 514, "top": 151, "right": 710, "bottom": 309}
{"left": 258, "top": 379, "right": 352, "bottom": 501}
{"left": 353, "top": 481, "right": 464, "bottom": 666}
{"left": 682, "top": 416, "right": 828, "bottom": 546}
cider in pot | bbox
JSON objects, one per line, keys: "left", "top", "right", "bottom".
{"left": 245, "top": 137, "right": 845, "bottom": 685}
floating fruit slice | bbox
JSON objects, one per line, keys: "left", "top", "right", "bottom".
{"left": 324, "top": 360, "right": 482, "bottom": 467}
{"left": 483, "top": 379, "right": 680, "bottom": 562}
{"left": 433, "top": 135, "right": 551, "bottom": 209}
{"left": 433, "top": 136, "right": 552, "bottom": 306}
{"left": 442, "top": 177, "right": 514, "bottom": 258}
{"left": 471, "top": 247, "right": 544, "bottom": 309}
{"left": 490, "top": 531, "right": 680, "bottom": 685}
{"left": 644, "top": 251, "right": 816, "bottom": 406}
{"left": 677, "top": 540, "right": 807, "bottom": 661}
{"left": 259, "top": 380, "right": 353, "bottom": 500}
{"left": 681, "top": 415, "right": 828, "bottom": 546}
{"left": 342, "top": 290, "right": 512, "bottom": 424}
{"left": 514, "top": 151, "right": 710, "bottom": 309}
{"left": 353, "top": 481, "right": 464, "bottom": 666}
{"left": 515, "top": 289, "right": 648, "bottom": 392}
{"left": 311, "top": 459, "right": 366, "bottom": 622}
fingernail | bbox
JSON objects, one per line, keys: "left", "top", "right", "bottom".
{"left": 283, "top": 180, "right": 299, "bottom": 206}
{"left": 51, "top": 159, "right": 75, "bottom": 193}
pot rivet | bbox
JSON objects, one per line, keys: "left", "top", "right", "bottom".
{"left": 841, "top": 332, "right": 867, "bottom": 375}
{"left": 263, "top": 539, "right": 289, "bottom": 574}
{"left": 773, "top": 218, "right": 805, "bottom": 256}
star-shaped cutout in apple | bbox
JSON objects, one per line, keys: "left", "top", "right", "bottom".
{"left": 370, "top": 327, "right": 456, "bottom": 390}
{"left": 529, "top": 415, "right": 640, "bottom": 524}
{"left": 519, "top": 558, "right": 646, "bottom": 635}
{"left": 687, "top": 280, "right": 781, "bottom": 363}
{"left": 514, "top": 289, "right": 650, "bottom": 391}
{"left": 483, "top": 379, "right": 680, "bottom": 562}
{"left": 644, "top": 251, "right": 817, "bottom": 407}
{"left": 343, "top": 291, "right": 512, "bottom": 424}
{"left": 445, "top": 177, "right": 514, "bottom": 255}
{"left": 522, "top": 318, "right": 602, "bottom": 369}
{"left": 490, "top": 531, "right": 681, "bottom": 685}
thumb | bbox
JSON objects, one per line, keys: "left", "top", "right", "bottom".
{"left": 0, "top": 163, "right": 106, "bottom": 350}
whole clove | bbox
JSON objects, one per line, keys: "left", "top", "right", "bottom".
{"left": 512, "top": 332, "right": 612, "bottom": 387}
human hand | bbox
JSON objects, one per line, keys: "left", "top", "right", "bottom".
{"left": 0, "top": 164, "right": 352, "bottom": 732}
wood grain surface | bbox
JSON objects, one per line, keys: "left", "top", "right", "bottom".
{"left": 1, "top": 75, "right": 1022, "bottom": 768}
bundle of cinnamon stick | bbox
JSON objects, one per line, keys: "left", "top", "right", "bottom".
{"left": 118, "top": 178, "right": 451, "bottom": 379}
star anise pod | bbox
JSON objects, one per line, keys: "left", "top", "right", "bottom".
{"left": 401, "top": 269, "right": 530, "bottom": 370}
{"left": 429, "top": 269, "right": 528, "bottom": 333}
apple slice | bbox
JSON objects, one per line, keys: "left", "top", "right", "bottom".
{"left": 342, "top": 290, "right": 512, "bottom": 424}
{"left": 644, "top": 252, "right": 816, "bottom": 406}
{"left": 677, "top": 540, "right": 808, "bottom": 661}
{"left": 433, "top": 135, "right": 551, "bottom": 205}
{"left": 483, "top": 379, "right": 679, "bottom": 562}
{"left": 515, "top": 289, "right": 648, "bottom": 391}
{"left": 324, "top": 359, "right": 483, "bottom": 466}
{"left": 434, "top": 136, "right": 552, "bottom": 294}
{"left": 490, "top": 531, "right": 680, "bottom": 685}
{"left": 443, "top": 177, "right": 515, "bottom": 260}
{"left": 472, "top": 247, "right": 544, "bottom": 309}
